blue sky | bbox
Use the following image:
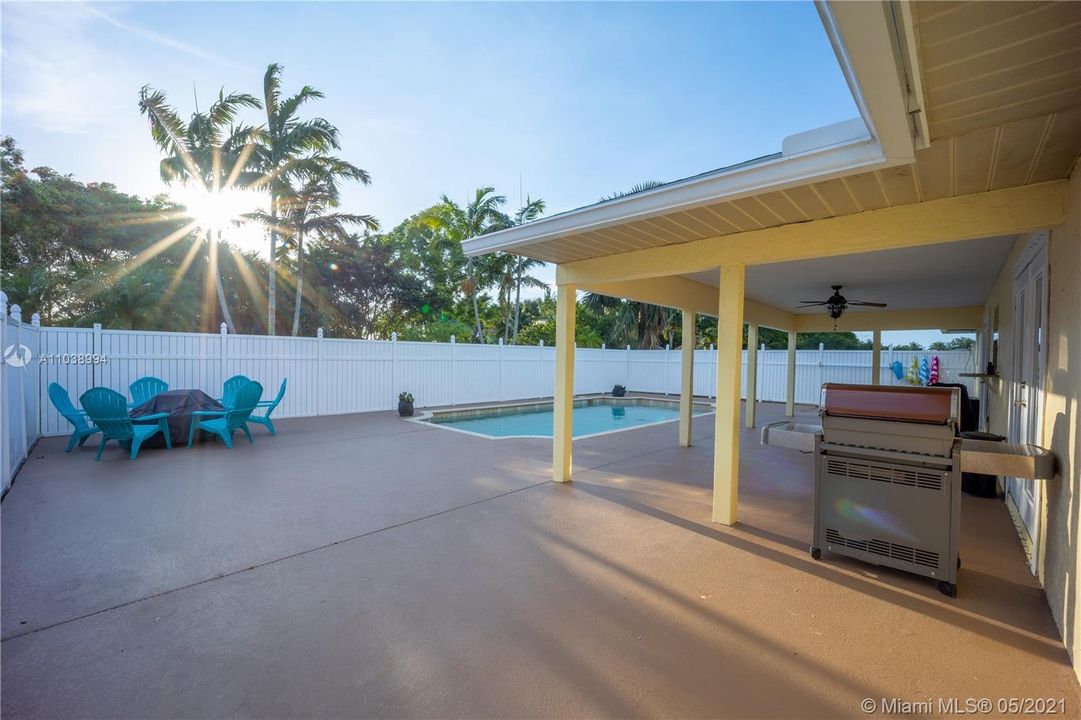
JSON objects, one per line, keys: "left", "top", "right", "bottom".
{"left": 2, "top": 1, "right": 855, "bottom": 228}
{"left": 1, "top": 1, "right": 963, "bottom": 345}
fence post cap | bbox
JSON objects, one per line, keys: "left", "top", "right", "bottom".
{"left": 10, "top": 304, "right": 21, "bottom": 320}
{"left": 317, "top": 327, "right": 324, "bottom": 338}
{"left": 220, "top": 322, "right": 228, "bottom": 334}
{"left": 391, "top": 331, "right": 397, "bottom": 342}
{"left": 666, "top": 343, "right": 671, "bottom": 351}
{"left": 450, "top": 335, "right": 456, "bottom": 344}
{"left": 0, "top": 291, "right": 7, "bottom": 308}
{"left": 626, "top": 344, "right": 631, "bottom": 350}
{"left": 31, "top": 313, "right": 41, "bottom": 327}
{"left": 93, "top": 322, "right": 102, "bottom": 330}
{"left": 539, "top": 339, "right": 544, "bottom": 347}
{"left": 498, "top": 337, "right": 504, "bottom": 346}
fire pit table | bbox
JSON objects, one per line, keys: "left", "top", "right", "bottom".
{"left": 130, "top": 389, "right": 225, "bottom": 448}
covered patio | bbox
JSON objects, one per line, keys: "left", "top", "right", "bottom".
{"left": 463, "top": 0, "right": 1081, "bottom": 686}
{"left": 3, "top": 405, "right": 1079, "bottom": 717}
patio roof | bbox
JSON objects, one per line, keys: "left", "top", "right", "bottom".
{"left": 462, "top": 1, "right": 1081, "bottom": 266}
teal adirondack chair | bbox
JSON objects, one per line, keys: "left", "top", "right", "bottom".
{"left": 219, "top": 374, "right": 251, "bottom": 409}
{"left": 48, "top": 383, "right": 101, "bottom": 452}
{"left": 130, "top": 376, "right": 168, "bottom": 406}
{"left": 188, "top": 380, "right": 262, "bottom": 449}
{"left": 80, "top": 387, "right": 171, "bottom": 460}
{"left": 248, "top": 379, "right": 286, "bottom": 436}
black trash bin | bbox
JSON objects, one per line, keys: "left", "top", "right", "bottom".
{"left": 959, "top": 430, "right": 1006, "bottom": 497}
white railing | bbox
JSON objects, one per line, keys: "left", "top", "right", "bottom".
{"left": 2, "top": 312, "right": 976, "bottom": 491}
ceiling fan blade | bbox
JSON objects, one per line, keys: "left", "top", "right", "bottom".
{"left": 796, "top": 303, "right": 828, "bottom": 308}
{"left": 797, "top": 301, "right": 827, "bottom": 305}
{"left": 849, "top": 301, "right": 888, "bottom": 307}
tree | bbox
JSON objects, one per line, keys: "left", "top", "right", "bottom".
{"left": 384, "top": 210, "right": 468, "bottom": 322}
{"left": 422, "top": 187, "right": 508, "bottom": 342}
{"left": 582, "top": 182, "right": 674, "bottom": 349}
{"left": 251, "top": 64, "right": 369, "bottom": 334}
{"left": 138, "top": 84, "right": 262, "bottom": 332}
{"left": 1, "top": 136, "right": 201, "bottom": 326}
{"left": 509, "top": 197, "right": 546, "bottom": 343}
{"left": 265, "top": 177, "right": 378, "bottom": 335}
{"left": 513, "top": 295, "right": 608, "bottom": 348}
{"left": 581, "top": 293, "right": 675, "bottom": 349}
{"left": 929, "top": 337, "right": 975, "bottom": 351}
{"left": 792, "top": 332, "right": 871, "bottom": 350}
{"left": 892, "top": 341, "right": 925, "bottom": 351}
{"left": 306, "top": 235, "right": 424, "bottom": 338}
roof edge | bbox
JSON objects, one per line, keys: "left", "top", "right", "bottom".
{"left": 463, "top": 134, "right": 888, "bottom": 256}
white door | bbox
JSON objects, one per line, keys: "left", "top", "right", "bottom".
{"left": 1007, "top": 240, "right": 1047, "bottom": 572}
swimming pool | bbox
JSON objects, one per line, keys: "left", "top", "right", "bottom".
{"left": 421, "top": 397, "right": 713, "bottom": 439}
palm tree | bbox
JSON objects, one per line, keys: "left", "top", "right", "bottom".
{"left": 581, "top": 293, "right": 674, "bottom": 349}
{"left": 251, "top": 64, "right": 369, "bottom": 334}
{"left": 510, "top": 197, "right": 546, "bottom": 343}
{"left": 138, "top": 85, "right": 261, "bottom": 332}
{"left": 583, "top": 182, "right": 673, "bottom": 349}
{"left": 273, "top": 178, "right": 378, "bottom": 335}
{"left": 422, "top": 187, "right": 508, "bottom": 342}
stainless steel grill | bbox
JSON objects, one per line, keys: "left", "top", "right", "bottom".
{"left": 812, "top": 384, "right": 962, "bottom": 597}
{"left": 761, "top": 382, "right": 1055, "bottom": 598}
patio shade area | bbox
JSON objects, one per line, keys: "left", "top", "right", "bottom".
{"left": 3, "top": 404, "right": 1079, "bottom": 718}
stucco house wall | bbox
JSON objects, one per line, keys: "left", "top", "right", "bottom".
{"left": 982, "top": 166, "right": 1081, "bottom": 682}
{"left": 1043, "top": 167, "right": 1081, "bottom": 682}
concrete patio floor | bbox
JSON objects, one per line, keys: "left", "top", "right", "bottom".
{"left": 2, "top": 400, "right": 1078, "bottom": 718}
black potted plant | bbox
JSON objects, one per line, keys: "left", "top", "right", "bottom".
{"left": 398, "top": 392, "right": 415, "bottom": 417}
{"left": 612, "top": 384, "right": 626, "bottom": 397}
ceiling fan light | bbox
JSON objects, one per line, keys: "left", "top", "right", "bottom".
{"left": 826, "top": 302, "right": 846, "bottom": 320}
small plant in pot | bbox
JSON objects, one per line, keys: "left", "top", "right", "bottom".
{"left": 398, "top": 392, "right": 415, "bottom": 417}
{"left": 612, "top": 384, "right": 626, "bottom": 397}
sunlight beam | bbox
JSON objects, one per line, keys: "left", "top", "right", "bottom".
{"left": 104, "top": 219, "right": 200, "bottom": 287}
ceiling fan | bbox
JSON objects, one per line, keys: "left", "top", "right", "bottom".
{"left": 798, "top": 285, "right": 887, "bottom": 326}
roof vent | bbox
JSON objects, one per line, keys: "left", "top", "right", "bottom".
{"left": 781, "top": 118, "right": 869, "bottom": 157}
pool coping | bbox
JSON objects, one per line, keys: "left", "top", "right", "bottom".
{"left": 407, "top": 394, "right": 716, "bottom": 440}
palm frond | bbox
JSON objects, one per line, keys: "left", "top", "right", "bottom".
{"left": 281, "top": 120, "right": 340, "bottom": 154}
{"left": 206, "top": 90, "right": 261, "bottom": 129}
{"left": 515, "top": 196, "right": 546, "bottom": 225}
{"left": 263, "top": 64, "right": 283, "bottom": 127}
{"left": 600, "top": 180, "right": 665, "bottom": 202}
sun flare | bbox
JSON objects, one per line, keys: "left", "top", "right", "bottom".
{"left": 171, "top": 186, "right": 266, "bottom": 255}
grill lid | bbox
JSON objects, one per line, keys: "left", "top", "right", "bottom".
{"left": 820, "top": 384, "right": 959, "bottom": 425}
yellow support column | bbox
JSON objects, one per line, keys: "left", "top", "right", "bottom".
{"left": 553, "top": 284, "right": 576, "bottom": 482}
{"left": 871, "top": 330, "right": 882, "bottom": 385}
{"left": 679, "top": 310, "right": 696, "bottom": 447}
{"left": 713, "top": 265, "right": 745, "bottom": 525}
{"left": 744, "top": 322, "right": 758, "bottom": 428}
{"left": 786, "top": 330, "right": 797, "bottom": 416}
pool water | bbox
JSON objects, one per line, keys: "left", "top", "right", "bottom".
{"left": 429, "top": 400, "right": 710, "bottom": 438}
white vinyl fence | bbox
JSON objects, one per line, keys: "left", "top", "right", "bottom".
{"left": 1, "top": 296, "right": 977, "bottom": 491}
{"left": 2, "top": 295, "right": 42, "bottom": 492}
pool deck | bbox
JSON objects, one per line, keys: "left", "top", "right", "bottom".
{"left": 2, "top": 400, "right": 1078, "bottom": 718}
